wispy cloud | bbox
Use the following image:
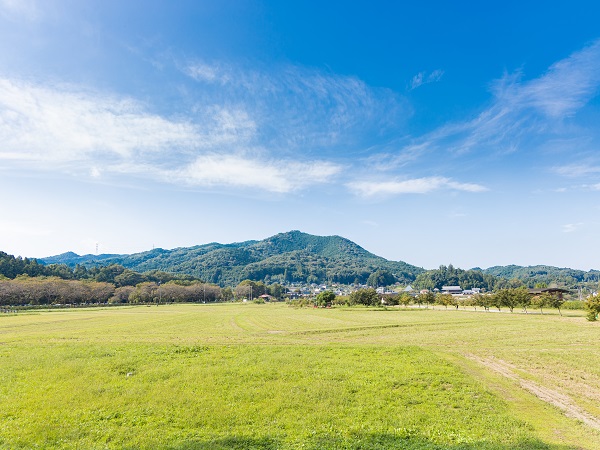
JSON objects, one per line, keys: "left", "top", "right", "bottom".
{"left": 410, "top": 69, "right": 444, "bottom": 90}
{"left": 517, "top": 41, "right": 600, "bottom": 118}
{"left": 347, "top": 176, "right": 487, "bottom": 197}
{"left": 186, "top": 62, "right": 226, "bottom": 84}
{"left": 562, "top": 223, "right": 584, "bottom": 233}
{"left": 0, "top": 78, "right": 201, "bottom": 163}
{"left": 184, "top": 61, "right": 409, "bottom": 150}
{"left": 0, "top": 74, "right": 346, "bottom": 194}
{"left": 553, "top": 163, "right": 600, "bottom": 178}
{"left": 381, "top": 39, "right": 600, "bottom": 170}
{"left": 0, "top": 0, "right": 39, "bottom": 21}
{"left": 170, "top": 154, "right": 342, "bottom": 193}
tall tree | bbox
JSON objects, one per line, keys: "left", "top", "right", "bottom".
{"left": 349, "top": 288, "right": 379, "bottom": 306}
{"left": 315, "top": 290, "right": 336, "bottom": 306}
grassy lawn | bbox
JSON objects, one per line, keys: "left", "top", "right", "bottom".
{"left": 0, "top": 304, "right": 598, "bottom": 449}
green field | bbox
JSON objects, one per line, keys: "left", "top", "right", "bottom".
{"left": 1, "top": 304, "right": 599, "bottom": 449}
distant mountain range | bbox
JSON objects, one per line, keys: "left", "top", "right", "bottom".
{"left": 41, "top": 231, "right": 424, "bottom": 286}
{"left": 39, "top": 231, "right": 600, "bottom": 288}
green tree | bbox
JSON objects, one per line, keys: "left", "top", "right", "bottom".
{"left": 114, "top": 269, "right": 146, "bottom": 287}
{"left": 267, "top": 283, "right": 285, "bottom": 300}
{"left": 546, "top": 292, "right": 566, "bottom": 316}
{"left": 531, "top": 293, "right": 551, "bottom": 314}
{"left": 585, "top": 294, "right": 600, "bottom": 321}
{"left": 234, "top": 280, "right": 266, "bottom": 300}
{"left": 435, "top": 293, "right": 454, "bottom": 309}
{"left": 220, "top": 287, "right": 234, "bottom": 302}
{"left": 367, "top": 270, "right": 395, "bottom": 288}
{"left": 495, "top": 288, "right": 528, "bottom": 313}
{"left": 417, "top": 291, "right": 435, "bottom": 309}
{"left": 473, "top": 293, "right": 492, "bottom": 311}
{"left": 514, "top": 286, "right": 531, "bottom": 313}
{"left": 398, "top": 292, "right": 412, "bottom": 308}
{"left": 315, "top": 290, "right": 336, "bottom": 306}
{"left": 94, "top": 264, "right": 126, "bottom": 284}
{"left": 349, "top": 288, "right": 379, "bottom": 306}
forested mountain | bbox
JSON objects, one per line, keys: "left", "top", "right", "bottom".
{"left": 22, "top": 231, "right": 600, "bottom": 290}
{"left": 41, "top": 251, "right": 122, "bottom": 266}
{"left": 481, "top": 265, "right": 600, "bottom": 287}
{"left": 39, "top": 231, "right": 424, "bottom": 286}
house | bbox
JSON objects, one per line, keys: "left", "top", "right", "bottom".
{"left": 441, "top": 286, "right": 462, "bottom": 295}
{"left": 462, "top": 288, "right": 482, "bottom": 296}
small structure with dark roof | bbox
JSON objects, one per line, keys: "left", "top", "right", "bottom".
{"left": 527, "top": 287, "right": 570, "bottom": 300}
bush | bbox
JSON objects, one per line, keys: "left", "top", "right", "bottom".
{"left": 315, "top": 290, "right": 336, "bottom": 307}
{"left": 332, "top": 295, "right": 350, "bottom": 306}
{"left": 585, "top": 295, "right": 600, "bottom": 321}
{"left": 562, "top": 300, "right": 585, "bottom": 310}
{"left": 287, "top": 298, "right": 312, "bottom": 308}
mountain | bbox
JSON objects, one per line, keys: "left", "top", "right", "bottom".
{"left": 40, "top": 231, "right": 424, "bottom": 286}
{"left": 41, "top": 251, "right": 123, "bottom": 266}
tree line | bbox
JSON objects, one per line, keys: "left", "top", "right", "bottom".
{"left": 0, "top": 276, "right": 289, "bottom": 307}
{"left": 304, "top": 287, "right": 571, "bottom": 316}
{"left": 0, "top": 252, "right": 198, "bottom": 286}
{"left": 414, "top": 264, "right": 600, "bottom": 293}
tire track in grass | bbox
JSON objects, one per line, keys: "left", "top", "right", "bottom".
{"left": 468, "top": 354, "right": 600, "bottom": 431}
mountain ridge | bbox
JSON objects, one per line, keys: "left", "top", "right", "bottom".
{"left": 40, "top": 231, "right": 423, "bottom": 286}
{"left": 38, "top": 231, "right": 600, "bottom": 288}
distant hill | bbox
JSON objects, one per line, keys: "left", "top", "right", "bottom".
{"left": 40, "top": 231, "right": 424, "bottom": 286}
{"left": 481, "top": 265, "right": 600, "bottom": 287}
{"left": 41, "top": 251, "right": 123, "bottom": 266}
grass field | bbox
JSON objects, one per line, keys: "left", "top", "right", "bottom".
{"left": 0, "top": 304, "right": 599, "bottom": 449}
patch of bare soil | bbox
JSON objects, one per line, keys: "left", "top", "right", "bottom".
{"left": 467, "top": 354, "right": 600, "bottom": 431}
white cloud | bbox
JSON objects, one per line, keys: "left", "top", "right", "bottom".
{"left": 410, "top": 72, "right": 425, "bottom": 90}
{"left": 384, "top": 39, "right": 600, "bottom": 167}
{"left": 553, "top": 163, "right": 600, "bottom": 178}
{"left": 0, "top": 0, "right": 39, "bottom": 21}
{"left": 186, "top": 62, "right": 230, "bottom": 84}
{"left": 183, "top": 61, "right": 408, "bottom": 149}
{"left": 562, "top": 223, "right": 584, "bottom": 233}
{"left": 347, "top": 176, "right": 487, "bottom": 197}
{"left": 0, "top": 78, "right": 201, "bottom": 163}
{"left": 0, "top": 76, "right": 346, "bottom": 194}
{"left": 410, "top": 69, "right": 444, "bottom": 90}
{"left": 172, "top": 154, "right": 342, "bottom": 193}
{"left": 518, "top": 40, "right": 600, "bottom": 118}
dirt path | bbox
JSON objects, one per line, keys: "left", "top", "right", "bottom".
{"left": 467, "top": 354, "right": 600, "bottom": 431}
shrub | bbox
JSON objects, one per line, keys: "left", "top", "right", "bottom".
{"left": 562, "top": 300, "right": 585, "bottom": 310}
{"left": 585, "top": 295, "right": 600, "bottom": 321}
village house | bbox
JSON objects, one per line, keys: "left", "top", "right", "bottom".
{"left": 441, "top": 286, "right": 462, "bottom": 295}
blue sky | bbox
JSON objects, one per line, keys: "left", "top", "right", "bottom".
{"left": 1, "top": 0, "right": 600, "bottom": 270}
